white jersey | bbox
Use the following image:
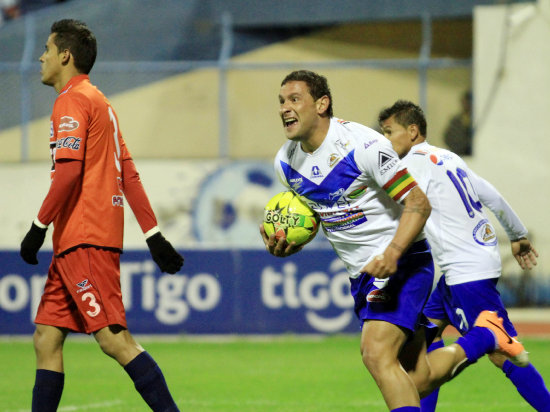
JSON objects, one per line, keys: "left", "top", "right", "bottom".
{"left": 274, "top": 118, "right": 422, "bottom": 278}
{"left": 402, "top": 142, "right": 527, "bottom": 285}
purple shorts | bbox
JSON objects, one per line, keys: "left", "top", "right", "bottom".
{"left": 350, "top": 240, "right": 434, "bottom": 334}
{"left": 423, "top": 275, "right": 517, "bottom": 337}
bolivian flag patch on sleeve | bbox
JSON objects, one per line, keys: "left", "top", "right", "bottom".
{"left": 382, "top": 169, "right": 417, "bottom": 201}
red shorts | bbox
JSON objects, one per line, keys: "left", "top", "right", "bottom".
{"left": 35, "top": 247, "right": 127, "bottom": 334}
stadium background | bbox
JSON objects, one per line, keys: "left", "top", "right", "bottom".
{"left": 0, "top": 0, "right": 549, "bottom": 335}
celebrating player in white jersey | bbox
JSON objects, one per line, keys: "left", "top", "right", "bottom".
{"left": 260, "top": 70, "right": 531, "bottom": 411}
{"left": 378, "top": 99, "right": 549, "bottom": 412}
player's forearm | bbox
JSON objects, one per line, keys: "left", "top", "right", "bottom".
{"left": 474, "top": 175, "right": 527, "bottom": 239}
{"left": 121, "top": 158, "right": 158, "bottom": 235}
{"left": 36, "top": 159, "right": 82, "bottom": 226}
{"left": 389, "top": 187, "right": 431, "bottom": 257}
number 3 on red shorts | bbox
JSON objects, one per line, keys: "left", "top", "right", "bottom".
{"left": 81, "top": 292, "right": 101, "bottom": 317}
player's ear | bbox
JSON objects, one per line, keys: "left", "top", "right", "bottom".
{"left": 316, "top": 95, "right": 330, "bottom": 116}
{"left": 60, "top": 49, "right": 71, "bottom": 66}
{"left": 408, "top": 124, "right": 420, "bottom": 142}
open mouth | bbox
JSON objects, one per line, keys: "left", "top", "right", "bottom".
{"left": 283, "top": 117, "right": 298, "bottom": 129}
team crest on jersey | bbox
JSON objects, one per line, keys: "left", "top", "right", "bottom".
{"left": 378, "top": 151, "right": 398, "bottom": 175}
{"left": 473, "top": 219, "right": 498, "bottom": 246}
{"left": 58, "top": 116, "right": 80, "bottom": 132}
{"left": 76, "top": 279, "right": 92, "bottom": 293}
{"left": 367, "top": 288, "right": 390, "bottom": 303}
{"left": 328, "top": 153, "right": 340, "bottom": 168}
{"left": 310, "top": 166, "right": 324, "bottom": 178}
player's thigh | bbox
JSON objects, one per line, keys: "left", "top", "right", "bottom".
{"left": 423, "top": 275, "right": 450, "bottom": 325}
{"left": 449, "top": 278, "right": 517, "bottom": 336}
{"left": 56, "top": 248, "right": 128, "bottom": 334}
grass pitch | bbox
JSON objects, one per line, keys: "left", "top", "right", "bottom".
{"left": 1, "top": 335, "right": 549, "bottom": 411}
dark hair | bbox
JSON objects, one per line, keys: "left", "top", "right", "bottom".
{"left": 378, "top": 100, "right": 427, "bottom": 137}
{"left": 51, "top": 19, "right": 97, "bottom": 74}
{"left": 281, "top": 70, "right": 333, "bottom": 118}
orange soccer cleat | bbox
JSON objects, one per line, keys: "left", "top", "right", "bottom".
{"left": 474, "top": 310, "right": 529, "bottom": 367}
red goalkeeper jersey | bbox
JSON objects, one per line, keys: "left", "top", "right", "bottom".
{"left": 48, "top": 74, "right": 131, "bottom": 255}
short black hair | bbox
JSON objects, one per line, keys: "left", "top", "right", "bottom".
{"left": 51, "top": 19, "right": 97, "bottom": 74}
{"left": 378, "top": 100, "right": 427, "bottom": 137}
{"left": 281, "top": 70, "right": 333, "bottom": 118}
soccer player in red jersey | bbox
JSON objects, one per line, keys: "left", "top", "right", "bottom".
{"left": 20, "top": 19, "right": 183, "bottom": 412}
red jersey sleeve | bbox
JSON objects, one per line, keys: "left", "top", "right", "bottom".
{"left": 37, "top": 159, "right": 82, "bottom": 225}
{"left": 122, "top": 158, "right": 158, "bottom": 235}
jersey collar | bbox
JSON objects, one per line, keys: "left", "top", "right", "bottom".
{"left": 59, "top": 74, "right": 90, "bottom": 95}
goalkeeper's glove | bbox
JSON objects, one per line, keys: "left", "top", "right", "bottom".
{"left": 20, "top": 221, "right": 48, "bottom": 265}
{"left": 146, "top": 232, "right": 184, "bottom": 274}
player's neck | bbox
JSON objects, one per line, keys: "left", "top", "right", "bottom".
{"left": 300, "top": 118, "right": 330, "bottom": 154}
{"left": 55, "top": 69, "right": 83, "bottom": 93}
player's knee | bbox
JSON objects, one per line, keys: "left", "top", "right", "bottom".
{"left": 95, "top": 327, "right": 142, "bottom": 364}
{"left": 360, "top": 342, "right": 387, "bottom": 373}
{"left": 33, "top": 327, "right": 63, "bottom": 358}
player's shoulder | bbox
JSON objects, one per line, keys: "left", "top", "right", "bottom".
{"left": 55, "top": 81, "right": 92, "bottom": 106}
{"left": 331, "top": 117, "right": 386, "bottom": 149}
{"left": 408, "top": 142, "right": 448, "bottom": 161}
{"left": 276, "top": 140, "right": 299, "bottom": 162}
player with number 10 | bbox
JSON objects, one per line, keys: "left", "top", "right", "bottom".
{"left": 378, "top": 100, "right": 549, "bottom": 411}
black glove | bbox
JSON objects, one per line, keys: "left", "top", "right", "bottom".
{"left": 20, "top": 222, "right": 48, "bottom": 265}
{"left": 146, "top": 232, "right": 184, "bottom": 274}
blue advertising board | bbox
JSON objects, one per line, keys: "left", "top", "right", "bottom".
{"left": 0, "top": 249, "right": 360, "bottom": 335}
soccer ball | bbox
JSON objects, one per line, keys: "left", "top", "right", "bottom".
{"left": 263, "top": 191, "right": 320, "bottom": 245}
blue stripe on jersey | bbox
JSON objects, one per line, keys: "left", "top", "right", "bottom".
{"left": 280, "top": 149, "right": 361, "bottom": 206}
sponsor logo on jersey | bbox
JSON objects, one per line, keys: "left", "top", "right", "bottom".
{"left": 336, "top": 119, "right": 350, "bottom": 125}
{"left": 112, "top": 195, "right": 124, "bottom": 207}
{"left": 379, "top": 151, "right": 398, "bottom": 175}
{"left": 363, "top": 139, "right": 378, "bottom": 150}
{"left": 335, "top": 138, "right": 350, "bottom": 150}
{"left": 367, "top": 288, "right": 390, "bottom": 302}
{"left": 430, "top": 154, "right": 443, "bottom": 165}
{"left": 472, "top": 219, "right": 498, "bottom": 246}
{"left": 322, "top": 210, "right": 367, "bottom": 232}
{"left": 328, "top": 153, "right": 340, "bottom": 168}
{"left": 378, "top": 151, "right": 394, "bottom": 168}
{"left": 289, "top": 177, "right": 303, "bottom": 191}
{"left": 76, "top": 279, "right": 92, "bottom": 293}
{"left": 310, "top": 165, "right": 324, "bottom": 178}
{"left": 56, "top": 136, "right": 81, "bottom": 150}
{"left": 58, "top": 116, "right": 80, "bottom": 132}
